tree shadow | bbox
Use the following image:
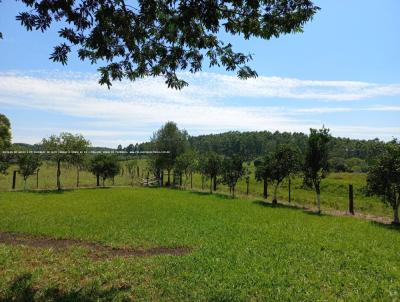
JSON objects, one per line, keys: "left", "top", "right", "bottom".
{"left": 188, "top": 191, "right": 233, "bottom": 200}
{"left": 370, "top": 220, "right": 400, "bottom": 232}
{"left": 253, "top": 200, "right": 326, "bottom": 216}
{"left": 0, "top": 273, "right": 131, "bottom": 302}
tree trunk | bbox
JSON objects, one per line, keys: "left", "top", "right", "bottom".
{"left": 56, "top": 159, "right": 61, "bottom": 191}
{"left": 263, "top": 178, "right": 268, "bottom": 199}
{"left": 161, "top": 171, "right": 164, "bottom": 187}
{"left": 96, "top": 174, "right": 100, "bottom": 187}
{"left": 316, "top": 184, "right": 321, "bottom": 214}
{"left": 167, "top": 169, "right": 171, "bottom": 186}
{"left": 76, "top": 168, "right": 80, "bottom": 188}
{"left": 24, "top": 178, "right": 27, "bottom": 191}
{"left": 102, "top": 177, "right": 105, "bottom": 187}
{"left": 232, "top": 185, "right": 235, "bottom": 198}
{"left": 209, "top": 177, "right": 212, "bottom": 194}
{"left": 213, "top": 175, "right": 217, "bottom": 191}
{"left": 201, "top": 175, "right": 204, "bottom": 190}
{"left": 190, "top": 172, "right": 193, "bottom": 189}
{"left": 36, "top": 169, "right": 39, "bottom": 189}
{"left": 246, "top": 179, "right": 249, "bottom": 195}
{"left": 272, "top": 184, "right": 278, "bottom": 205}
{"left": 393, "top": 203, "right": 399, "bottom": 225}
{"left": 288, "top": 178, "right": 291, "bottom": 203}
{"left": 179, "top": 172, "right": 183, "bottom": 187}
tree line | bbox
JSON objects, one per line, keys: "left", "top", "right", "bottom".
{"left": 0, "top": 114, "right": 399, "bottom": 225}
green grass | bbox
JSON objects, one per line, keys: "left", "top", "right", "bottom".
{"left": 0, "top": 187, "right": 399, "bottom": 301}
{"left": 0, "top": 160, "right": 390, "bottom": 218}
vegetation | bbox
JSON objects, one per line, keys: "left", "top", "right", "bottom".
{"left": 41, "top": 133, "right": 90, "bottom": 190}
{"left": 304, "top": 127, "right": 331, "bottom": 214}
{"left": 267, "top": 144, "right": 301, "bottom": 205}
{"left": 199, "top": 151, "right": 222, "bottom": 193}
{"left": 17, "top": 154, "right": 41, "bottom": 191}
{"left": 151, "top": 122, "right": 188, "bottom": 186}
{"left": 220, "top": 155, "right": 245, "bottom": 198}
{"left": 89, "top": 154, "right": 120, "bottom": 187}
{"left": 367, "top": 140, "right": 400, "bottom": 225}
{"left": 0, "top": 113, "right": 11, "bottom": 174}
{"left": 12, "top": 1, "right": 319, "bottom": 88}
{"left": 0, "top": 188, "right": 399, "bottom": 300}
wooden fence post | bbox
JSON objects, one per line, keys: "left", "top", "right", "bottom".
{"left": 36, "top": 169, "right": 40, "bottom": 189}
{"left": 349, "top": 184, "right": 354, "bottom": 215}
{"left": 12, "top": 170, "right": 17, "bottom": 190}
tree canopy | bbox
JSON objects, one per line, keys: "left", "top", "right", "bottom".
{"left": 367, "top": 140, "right": 400, "bottom": 225}
{"left": 12, "top": 0, "right": 319, "bottom": 88}
{"left": 0, "top": 114, "right": 12, "bottom": 174}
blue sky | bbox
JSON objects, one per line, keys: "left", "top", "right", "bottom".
{"left": 0, "top": 0, "right": 399, "bottom": 147}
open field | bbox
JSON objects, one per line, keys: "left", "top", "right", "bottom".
{"left": 0, "top": 187, "right": 399, "bottom": 301}
{"left": 0, "top": 160, "right": 391, "bottom": 219}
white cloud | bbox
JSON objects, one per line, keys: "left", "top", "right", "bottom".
{"left": 0, "top": 71, "right": 399, "bottom": 146}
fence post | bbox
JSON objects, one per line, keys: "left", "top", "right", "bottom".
{"left": 349, "top": 184, "right": 354, "bottom": 215}
{"left": 36, "top": 169, "right": 40, "bottom": 189}
{"left": 12, "top": 170, "right": 17, "bottom": 190}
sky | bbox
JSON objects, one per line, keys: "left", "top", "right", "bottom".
{"left": 0, "top": 0, "right": 399, "bottom": 147}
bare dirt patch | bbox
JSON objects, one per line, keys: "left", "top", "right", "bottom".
{"left": 0, "top": 232, "right": 192, "bottom": 260}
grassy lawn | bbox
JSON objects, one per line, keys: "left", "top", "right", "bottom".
{"left": 0, "top": 187, "right": 399, "bottom": 301}
{"left": 0, "top": 160, "right": 391, "bottom": 219}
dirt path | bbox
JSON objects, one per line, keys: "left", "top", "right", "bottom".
{"left": 0, "top": 232, "right": 191, "bottom": 260}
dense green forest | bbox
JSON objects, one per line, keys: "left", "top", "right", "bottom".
{"left": 14, "top": 130, "right": 386, "bottom": 173}
{"left": 134, "top": 130, "right": 385, "bottom": 172}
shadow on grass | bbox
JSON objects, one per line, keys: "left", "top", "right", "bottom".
{"left": 370, "top": 220, "right": 400, "bottom": 232}
{"left": 0, "top": 273, "right": 131, "bottom": 302}
{"left": 253, "top": 200, "right": 326, "bottom": 216}
{"left": 188, "top": 190, "right": 233, "bottom": 200}
{"left": 22, "top": 187, "right": 113, "bottom": 195}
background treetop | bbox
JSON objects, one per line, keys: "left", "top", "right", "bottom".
{"left": 13, "top": 0, "right": 319, "bottom": 88}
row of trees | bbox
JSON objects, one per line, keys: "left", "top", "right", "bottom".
{"left": 1, "top": 115, "right": 399, "bottom": 224}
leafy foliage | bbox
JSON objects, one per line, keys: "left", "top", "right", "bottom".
{"left": 15, "top": 0, "right": 319, "bottom": 88}
{"left": 367, "top": 140, "right": 400, "bottom": 224}
{"left": 199, "top": 151, "right": 222, "bottom": 193}
{"left": 17, "top": 154, "right": 42, "bottom": 190}
{"left": 220, "top": 155, "right": 245, "bottom": 197}
{"left": 89, "top": 154, "right": 120, "bottom": 186}
{"left": 303, "top": 127, "right": 330, "bottom": 212}
{"left": 41, "top": 133, "right": 90, "bottom": 190}
{"left": 151, "top": 121, "right": 188, "bottom": 185}
{"left": 0, "top": 114, "right": 11, "bottom": 174}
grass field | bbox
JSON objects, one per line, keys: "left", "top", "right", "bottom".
{"left": 0, "top": 160, "right": 391, "bottom": 219}
{"left": 0, "top": 187, "right": 399, "bottom": 301}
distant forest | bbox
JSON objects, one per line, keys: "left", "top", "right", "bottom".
{"left": 128, "top": 131, "right": 385, "bottom": 172}
{"left": 14, "top": 130, "right": 386, "bottom": 173}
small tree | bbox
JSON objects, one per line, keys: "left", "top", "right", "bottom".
{"left": 89, "top": 154, "right": 120, "bottom": 187}
{"left": 151, "top": 122, "right": 188, "bottom": 186}
{"left": 221, "top": 155, "right": 244, "bottom": 198}
{"left": 367, "top": 140, "right": 400, "bottom": 225}
{"left": 126, "top": 159, "right": 138, "bottom": 185}
{"left": 254, "top": 153, "right": 274, "bottom": 199}
{"left": 303, "top": 127, "right": 330, "bottom": 214}
{"left": 175, "top": 150, "right": 197, "bottom": 188}
{"left": 17, "top": 154, "right": 42, "bottom": 191}
{"left": 269, "top": 144, "right": 301, "bottom": 205}
{"left": 199, "top": 152, "right": 222, "bottom": 194}
{"left": 42, "top": 133, "right": 90, "bottom": 190}
{"left": 0, "top": 114, "right": 12, "bottom": 175}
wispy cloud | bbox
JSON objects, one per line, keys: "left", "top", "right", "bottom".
{"left": 0, "top": 71, "right": 399, "bottom": 146}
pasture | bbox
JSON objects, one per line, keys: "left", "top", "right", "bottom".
{"left": 0, "top": 160, "right": 391, "bottom": 219}
{"left": 0, "top": 187, "right": 399, "bottom": 301}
